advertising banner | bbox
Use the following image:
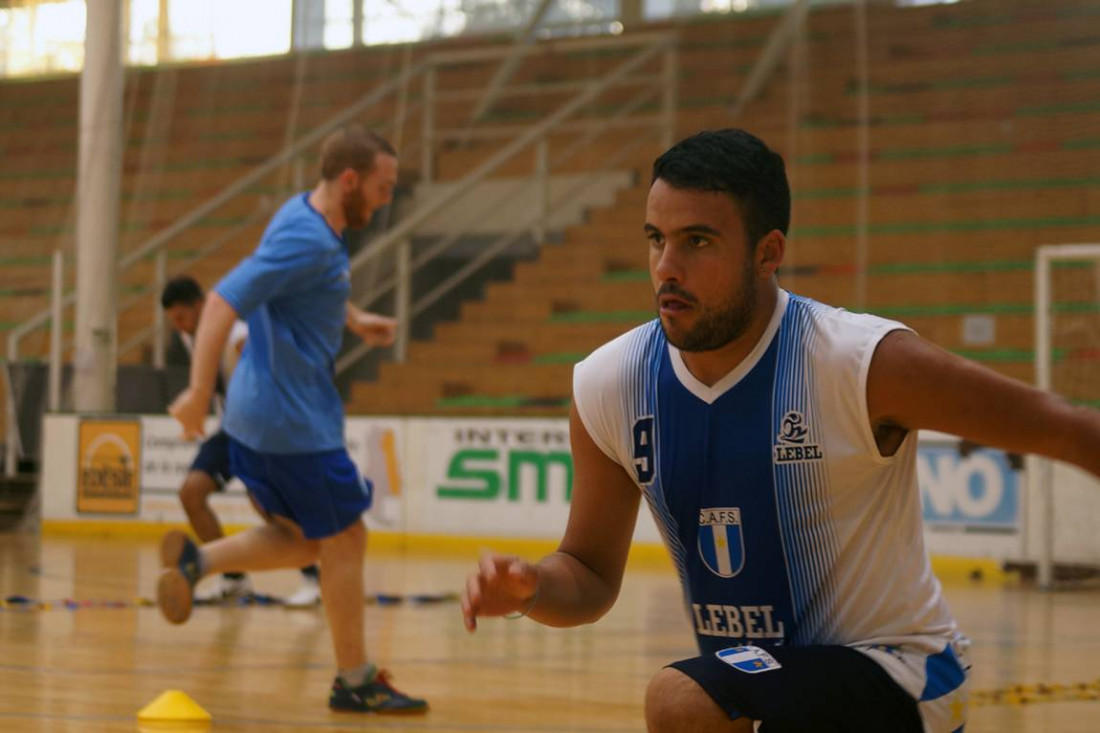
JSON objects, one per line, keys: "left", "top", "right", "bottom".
{"left": 404, "top": 418, "right": 662, "bottom": 542}
{"left": 345, "top": 417, "right": 407, "bottom": 531}
{"left": 406, "top": 418, "right": 574, "bottom": 538}
{"left": 76, "top": 419, "right": 142, "bottom": 515}
{"left": 133, "top": 415, "right": 406, "bottom": 528}
{"left": 141, "top": 416, "right": 236, "bottom": 492}
{"left": 918, "top": 442, "right": 1021, "bottom": 532}
{"left": 45, "top": 416, "right": 1029, "bottom": 563}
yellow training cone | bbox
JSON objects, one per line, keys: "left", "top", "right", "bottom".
{"left": 137, "top": 690, "right": 212, "bottom": 723}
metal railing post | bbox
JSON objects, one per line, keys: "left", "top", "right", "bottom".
{"left": 152, "top": 249, "right": 167, "bottom": 369}
{"left": 853, "top": 0, "right": 870, "bottom": 311}
{"left": 4, "top": 325, "right": 20, "bottom": 477}
{"left": 464, "top": 0, "right": 555, "bottom": 134}
{"left": 7, "top": 57, "right": 432, "bottom": 361}
{"left": 421, "top": 66, "right": 435, "bottom": 185}
{"left": 662, "top": 40, "right": 678, "bottom": 149}
{"left": 292, "top": 155, "right": 306, "bottom": 194}
{"left": 534, "top": 136, "right": 549, "bottom": 245}
{"left": 1035, "top": 248, "right": 1053, "bottom": 589}
{"left": 394, "top": 238, "right": 412, "bottom": 364}
{"left": 49, "top": 251, "right": 64, "bottom": 411}
{"left": 335, "top": 35, "right": 674, "bottom": 374}
{"left": 349, "top": 37, "right": 671, "bottom": 275}
{"left": 730, "top": 0, "right": 809, "bottom": 120}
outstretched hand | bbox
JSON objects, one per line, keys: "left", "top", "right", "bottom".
{"left": 169, "top": 387, "right": 210, "bottom": 441}
{"left": 348, "top": 310, "right": 397, "bottom": 347}
{"left": 461, "top": 551, "right": 539, "bottom": 632}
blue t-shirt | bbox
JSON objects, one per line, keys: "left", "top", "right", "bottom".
{"left": 215, "top": 194, "right": 350, "bottom": 454}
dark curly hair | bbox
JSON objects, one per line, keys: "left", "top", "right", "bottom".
{"left": 160, "top": 275, "right": 203, "bottom": 309}
{"left": 652, "top": 128, "right": 790, "bottom": 247}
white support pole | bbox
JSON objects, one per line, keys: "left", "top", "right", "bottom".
{"left": 73, "top": 0, "right": 124, "bottom": 413}
{"left": 394, "top": 238, "right": 412, "bottom": 364}
{"left": 152, "top": 249, "right": 167, "bottom": 369}
{"left": 48, "top": 251, "right": 64, "bottom": 412}
{"left": 1035, "top": 248, "right": 1054, "bottom": 590}
{"left": 534, "top": 136, "right": 548, "bottom": 246}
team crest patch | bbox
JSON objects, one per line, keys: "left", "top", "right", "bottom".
{"left": 773, "top": 410, "right": 823, "bottom": 464}
{"left": 698, "top": 507, "right": 745, "bottom": 578}
{"left": 716, "top": 646, "right": 782, "bottom": 674}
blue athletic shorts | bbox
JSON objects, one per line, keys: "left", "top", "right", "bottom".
{"left": 189, "top": 430, "right": 233, "bottom": 488}
{"left": 227, "top": 437, "right": 373, "bottom": 540}
{"left": 670, "top": 644, "right": 924, "bottom": 732}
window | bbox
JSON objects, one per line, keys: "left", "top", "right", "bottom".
{"left": 0, "top": 0, "right": 85, "bottom": 78}
{"left": 324, "top": 0, "right": 355, "bottom": 49}
{"left": 167, "top": 0, "right": 292, "bottom": 62}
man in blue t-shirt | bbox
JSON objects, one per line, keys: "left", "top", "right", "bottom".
{"left": 160, "top": 275, "right": 323, "bottom": 607}
{"left": 160, "top": 125, "right": 427, "bottom": 715}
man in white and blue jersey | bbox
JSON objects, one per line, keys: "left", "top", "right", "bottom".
{"left": 159, "top": 125, "right": 427, "bottom": 715}
{"left": 461, "top": 129, "right": 1100, "bottom": 732}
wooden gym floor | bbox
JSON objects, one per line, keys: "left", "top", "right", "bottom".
{"left": 0, "top": 532, "right": 1098, "bottom": 732}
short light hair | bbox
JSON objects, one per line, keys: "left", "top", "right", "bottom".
{"left": 319, "top": 124, "right": 396, "bottom": 181}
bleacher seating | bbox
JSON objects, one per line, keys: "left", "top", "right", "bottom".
{"left": 1, "top": 0, "right": 1099, "bottom": 442}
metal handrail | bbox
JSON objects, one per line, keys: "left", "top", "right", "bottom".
{"left": 426, "top": 29, "right": 670, "bottom": 65}
{"left": 436, "top": 75, "right": 654, "bottom": 103}
{"left": 5, "top": 30, "right": 673, "bottom": 365}
{"left": 115, "top": 201, "right": 280, "bottom": 360}
{"left": 347, "top": 35, "right": 673, "bottom": 277}
{"left": 336, "top": 34, "right": 676, "bottom": 374}
{"left": 398, "top": 82, "right": 662, "bottom": 289}
{"left": 3, "top": 56, "right": 435, "bottom": 363}
{"left": 337, "top": 77, "right": 661, "bottom": 348}
{"left": 463, "top": 0, "right": 555, "bottom": 134}
{"left": 3, "top": 30, "right": 676, "bottom": 472}
{"left": 336, "top": 124, "right": 663, "bottom": 374}
{"left": 434, "top": 115, "right": 663, "bottom": 142}
{"left": 730, "top": 0, "right": 811, "bottom": 119}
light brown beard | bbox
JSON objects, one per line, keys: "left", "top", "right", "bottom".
{"left": 343, "top": 187, "right": 368, "bottom": 230}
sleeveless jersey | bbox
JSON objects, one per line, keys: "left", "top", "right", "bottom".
{"left": 573, "top": 290, "right": 969, "bottom": 725}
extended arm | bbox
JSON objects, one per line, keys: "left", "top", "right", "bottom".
{"left": 168, "top": 292, "right": 238, "bottom": 439}
{"left": 346, "top": 301, "right": 397, "bottom": 347}
{"left": 867, "top": 330, "right": 1100, "bottom": 477}
{"left": 462, "top": 403, "right": 642, "bottom": 630}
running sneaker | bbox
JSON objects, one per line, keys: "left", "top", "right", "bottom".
{"left": 329, "top": 669, "right": 429, "bottom": 714}
{"left": 156, "top": 530, "right": 202, "bottom": 624}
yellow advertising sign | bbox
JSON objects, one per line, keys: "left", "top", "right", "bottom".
{"left": 76, "top": 419, "right": 142, "bottom": 515}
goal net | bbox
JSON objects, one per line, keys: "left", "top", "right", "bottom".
{"left": 1033, "top": 243, "right": 1100, "bottom": 588}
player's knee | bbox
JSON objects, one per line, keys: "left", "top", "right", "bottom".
{"left": 179, "top": 473, "right": 215, "bottom": 511}
{"left": 645, "top": 667, "right": 748, "bottom": 733}
{"left": 300, "top": 542, "right": 321, "bottom": 564}
{"left": 341, "top": 519, "right": 366, "bottom": 550}
{"left": 645, "top": 667, "right": 690, "bottom": 732}
{"left": 325, "top": 519, "right": 366, "bottom": 554}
